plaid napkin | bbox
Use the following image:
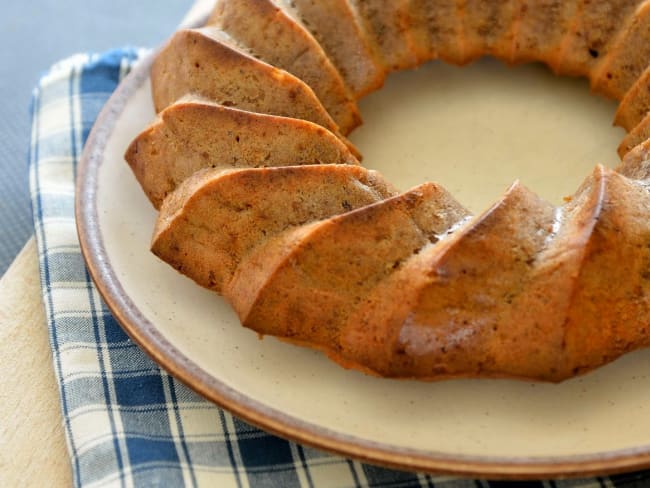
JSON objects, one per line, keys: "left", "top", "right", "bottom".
{"left": 28, "top": 48, "right": 650, "bottom": 488}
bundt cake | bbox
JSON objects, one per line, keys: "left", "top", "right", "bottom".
{"left": 124, "top": 0, "right": 650, "bottom": 382}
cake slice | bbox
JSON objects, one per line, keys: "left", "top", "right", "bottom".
{"left": 271, "top": 0, "right": 386, "bottom": 98}
{"left": 208, "top": 0, "right": 361, "bottom": 134}
{"left": 337, "top": 166, "right": 650, "bottom": 381}
{"left": 151, "top": 165, "right": 396, "bottom": 293}
{"left": 494, "top": 166, "right": 617, "bottom": 380}
{"left": 225, "top": 183, "right": 469, "bottom": 355}
{"left": 556, "top": 0, "right": 642, "bottom": 78}
{"left": 591, "top": 1, "right": 650, "bottom": 99}
{"left": 462, "top": 0, "right": 518, "bottom": 62}
{"left": 510, "top": 0, "right": 580, "bottom": 69}
{"left": 550, "top": 166, "right": 650, "bottom": 376}
{"left": 340, "top": 181, "right": 558, "bottom": 379}
{"left": 618, "top": 136, "right": 650, "bottom": 178}
{"left": 407, "top": 0, "right": 464, "bottom": 64}
{"left": 617, "top": 113, "right": 650, "bottom": 158}
{"left": 347, "top": 0, "right": 419, "bottom": 71}
{"left": 125, "top": 97, "right": 359, "bottom": 209}
{"left": 614, "top": 66, "right": 650, "bottom": 131}
{"left": 151, "top": 28, "right": 341, "bottom": 135}
{"left": 457, "top": 165, "right": 650, "bottom": 380}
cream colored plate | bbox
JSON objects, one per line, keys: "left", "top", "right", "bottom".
{"left": 354, "top": 59, "right": 624, "bottom": 211}
{"left": 78, "top": 40, "right": 650, "bottom": 477}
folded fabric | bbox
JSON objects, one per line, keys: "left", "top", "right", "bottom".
{"left": 28, "top": 48, "right": 650, "bottom": 488}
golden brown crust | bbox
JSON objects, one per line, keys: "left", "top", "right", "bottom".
{"left": 226, "top": 183, "right": 469, "bottom": 350}
{"left": 408, "top": 0, "right": 465, "bottom": 65}
{"left": 125, "top": 96, "right": 358, "bottom": 209}
{"left": 615, "top": 64, "right": 650, "bottom": 131}
{"left": 347, "top": 0, "right": 420, "bottom": 71}
{"left": 340, "top": 182, "right": 558, "bottom": 380}
{"left": 329, "top": 167, "right": 650, "bottom": 382}
{"left": 618, "top": 112, "right": 650, "bottom": 158}
{"left": 150, "top": 28, "right": 340, "bottom": 131}
{"left": 556, "top": 0, "right": 642, "bottom": 78}
{"left": 151, "top": 165, "right": 396, "bottom": 293}
{"left": 511, "top": 0, "right": 580, "bottom": 69}
{"left": 208, "top": 0, "right": 361, "bottom": 134}
{"left": 272, "top": 0, "right": 386, "bottom": 97}
{"left": 618, "top": 137, "right": 650, "bottom": 179}
{"left": 591, "top": 1, "right": 650, "bottom": 99}
{"left": 560, "top": 168, "right": 650, "bottom": 377}
{"left": 462, "top": 0, "right": 518, "bottom": 63}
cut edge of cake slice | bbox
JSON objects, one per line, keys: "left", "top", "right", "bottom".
{"left": 125, "top": 96, "right": 360, "bottom": 209}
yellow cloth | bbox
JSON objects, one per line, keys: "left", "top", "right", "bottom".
{"left": 0, "top": 238, "right": 71, "bottom": 486}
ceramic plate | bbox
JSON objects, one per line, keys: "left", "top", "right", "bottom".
{"left": 77, "top": 22, "right": 650, "bottom": 479}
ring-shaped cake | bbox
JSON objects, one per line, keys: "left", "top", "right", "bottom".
{"left": 125, "top": 0, "right": 650, "bottom": 382}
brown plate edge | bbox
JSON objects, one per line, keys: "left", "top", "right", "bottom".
{"left": 74, "top": 39, "right": 650, "bottom": 482}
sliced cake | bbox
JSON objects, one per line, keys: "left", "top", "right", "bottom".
{"left": 617, "top": 112, "right": 650, "bottom": 157}
{"left": 151, "top": 165, "right": 396, "bottom": 293}
{"left": 555, "top": 167, "right": 650, "bottom": 376}
{"left": 208, "top": 0, "right": 361, "bottom": 134}
{"left": 618, "top": 136, "right": 650, "bottom": 178}
{"left": 125, "top": 97, "right": 359, "bottom": 209}
{"left": 334, "top": 165, "right": 650, "bottom": 381}
{"left": 591, "top": 1, "right": 650, "bottom": 99}
{"left": 340, "top": 181, "right": 558, "bottom": 379}
{"left": 226, "top": 183, "right": 469, "bottom": 354}
{"left": 614, "top": 66, "right": 650, "bottom": 131}
{"left": 136, "top": 0, "right": 650, "bottom": 382}
{"left": 556, "top": 0, "right": 642, "bottom": 78}
{"left": 347, "top": 0, "right": 419, "bottom": 71}
{"left": 151, "top": 28, "right": 340, "bottom": 135}
{"left": 271, "top": 0, "right": 386, "bottom": 98}
{"left": 510, "top": 0, "right": 580, "bottom": 69}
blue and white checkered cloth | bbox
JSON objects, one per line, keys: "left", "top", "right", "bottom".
{"left": 28, "top": 48, "right": 650, "bottom": 488}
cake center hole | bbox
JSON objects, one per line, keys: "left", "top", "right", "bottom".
{"left": 348, "top": 59, "right": 625, "bottom": 213}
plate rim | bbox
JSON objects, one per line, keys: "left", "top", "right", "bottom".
{"left": 75, "top": 41, "right": 650, "bottom": 481}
